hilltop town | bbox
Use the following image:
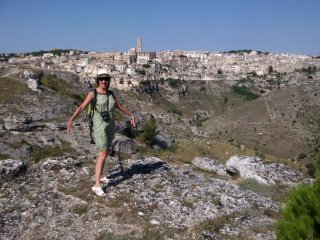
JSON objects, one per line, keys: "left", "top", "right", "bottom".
{"left": 1, "top": 37, "right": 320, "bottom": 92}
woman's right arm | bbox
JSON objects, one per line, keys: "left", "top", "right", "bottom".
{"left": 67, "top": 91, "right": 94, "bottom": 134}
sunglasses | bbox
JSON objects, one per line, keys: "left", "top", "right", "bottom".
{"left": 98, "top": 78, "right": 110, "bottom": 82}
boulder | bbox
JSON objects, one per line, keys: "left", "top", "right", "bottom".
{"left": 192, "top": 157, "right": 227, "bottom": 176}
{"left": 27, "top": 78, "right": 41, "bottom": 92}
{"left": 0, "top": 159, "right": 27, "bottom": 180}
{"left": 111, "top": 135, "right": 136, "bottom": 154}
{"left": 226, "top": 155, "right": 303, "bottom": 185}
{"left": 23, "top": 70, "right": 35, "bottom": 79}
{"left": 153, "top": 133, "right": 174, "bottom": 150}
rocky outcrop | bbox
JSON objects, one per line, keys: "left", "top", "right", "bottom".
{"left": 192, "top": 156, "right": 227, "bottom": 176}
{"left": 0, "top": 155, "right": 280, "bottom": 240}
{"left": 0, "top": 159, "right": 27, "bottom": 182}
{"left": 192, "top": 156, "right": 303, "bottom": 186}
{"left": 226, "top": 155, "right": 303, "bottom": 185}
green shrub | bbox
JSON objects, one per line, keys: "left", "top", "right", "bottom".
{"left": 305, "top": 151, "right": 320, "bottom": 177}
{"left": 195, "top": 117, "right": 210, "bottom": 127}
{"left": 72, "top": 205, "right": 88, "bottom": 216}
{"left": 306, "top": 163, "right": 316, "bottom": 177}
{"left": 166, "top": 78, "right": 180, "bottom": 88}
{"left": 137, "top": 69, "right": 146, "bottom": 75}
{"left": 142, "top": 115, "right": 158, "bottom": 146}
{"left": 254, "top": 147, "right": 265, "bottom": 160}
{"left": 232, "top": 85, "right": 259, "bottom": 101}
{"left": 276, "top": 178, "right": 320, "bottom": 240}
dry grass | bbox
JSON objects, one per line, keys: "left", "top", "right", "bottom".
{"left": 238, "top": 178, "right": 291, "bottom": 203}
{"left": 0, "top": 153, "right": 11, "bottom": 160}
{"left": 71, "top": 204, "right": 88, "bottom": 216}
{"left": 29, "top": 141, "right": 80, "bottom": 163}
{"left": 0, "top": 77, "right": 35, "bottom": 105}
{"left": 137, "top": 137, "right": 289, "bottom": 167}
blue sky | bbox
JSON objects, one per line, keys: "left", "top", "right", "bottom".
{"left": 0, "top": 0, "right": 319, "bottom": 55}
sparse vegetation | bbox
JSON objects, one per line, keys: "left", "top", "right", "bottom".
{"left": 193, "top": 216, "right": 230, "bottom": 235}
{"left": 0, "top": 77, "right": 35, "bottom": 105}
{"left": 195, "top": 116, "right": 210, "bottom": 127}
{"left": 254, "top": 147, "right": 266, "bottom": 159}
{"left": 165, "top": 78, "right": 181, "bottom": 88}
{"left": 39, "top": 74, "right": 84, "bottom": 103}
{"left": 238, "top": 178, "right": 289, "bottom": 202}
{"left": 295, "top": 66, "right": 317, "bottom": 75}
{"left": 0, "top": 153, "right": 11, "bottom": 160}
{"left": 72, "top": 205, "right": 88, "bottom": 216}
{"left": 97, "top": 232, "right": 140, "bottom": 240}
{"left": 306, "top": 151, "right": 320, "bottom": 177}
{"left": 232, "top": 85, "right": 259, "bottom": 101}
{"left": 137, "top": 69, "right": 146, "bottom": 75}
{"left": 30, "top": 141, "right": 80, "bottom": 163}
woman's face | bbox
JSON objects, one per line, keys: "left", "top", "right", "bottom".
{"left": 98, "top": 77, "right": 110, "bottom": 89}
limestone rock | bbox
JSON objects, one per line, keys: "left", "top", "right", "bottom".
{"left": 111, "top": 134, "right": 136, "bottom": 154}
{"left": 42, "top": 156, "right": 82, "bottom": 170}
{"left": 0, "top": 159, "right": 27, "bottom": 180}
{"left": 226, "top": 155, "right": 303, "bottom": 185}
{"left": 27, "top": 78, "right": 41, "bottom": 92}
{"left": 153, "top": 133, "right": 174, "bottom": 150}
{"left": 192, "top": 157, "right": 227, "bottom": 176}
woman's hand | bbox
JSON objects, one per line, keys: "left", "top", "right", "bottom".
{"left": 130, "top": 115, "right": 137, "bottom": 128}
{"left": 67, "top": 119, "right": 73, "bottom": 134}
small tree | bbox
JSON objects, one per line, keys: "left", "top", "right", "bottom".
{"left": 268, "top": 66, "right": 274, "bottom": 74}
{"left": 142, "top": 115, "right": 158, "bottom": 146}
{"left": 276, "top": 178, "right": 320, "bottom": 240}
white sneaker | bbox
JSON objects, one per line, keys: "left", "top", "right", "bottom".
{"left": 91, "top": 186, "right": 106, "bottom": 196}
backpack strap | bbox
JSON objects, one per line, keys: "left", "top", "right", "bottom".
{"left": 89, "top": 89, "right": 97, "bottom": 144}
{"left": 108, "top": 90, "right": 115, "bottom": 100}
{"left": 92, "top": 88, "right": 98, "bottom": 113}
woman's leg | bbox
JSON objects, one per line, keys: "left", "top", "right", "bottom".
{"left": 94, "top": 150, "right": 108, "bottom": 187}
{"left": 100, "top": 150, "right": 108, "bottom": 179}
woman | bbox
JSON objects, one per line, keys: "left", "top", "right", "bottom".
{"left": 67, "top": 69, "right": 136, "bottom": 196}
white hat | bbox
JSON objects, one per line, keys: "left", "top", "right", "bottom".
{"left": 97, "top": 69, "right": 109, "bottom": 78}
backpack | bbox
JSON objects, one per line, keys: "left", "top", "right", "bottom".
{"left": 87, "top": 89, "right": 115, "bottom": 144}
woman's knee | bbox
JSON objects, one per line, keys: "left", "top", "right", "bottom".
{"left": 98, "top": 151, "right": 108, "bottom": 160}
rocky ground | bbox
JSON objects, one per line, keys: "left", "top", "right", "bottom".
{"left": 0, "top": 65, "right": 318, "bottom": 239}
{"left": 0, "top": 153, "right": 304, "bottom": 240}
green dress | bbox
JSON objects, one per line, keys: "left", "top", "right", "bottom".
{"left": 92, "top": 91, "right": 117, "bottom": 151}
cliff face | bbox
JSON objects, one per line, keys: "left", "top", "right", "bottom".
{"left": 0, "top": 66, "right": 317, "bottom": 239}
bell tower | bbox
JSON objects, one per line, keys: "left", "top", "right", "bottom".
{"left": 137, "top": 36, "right": 142, "bottom": 53}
